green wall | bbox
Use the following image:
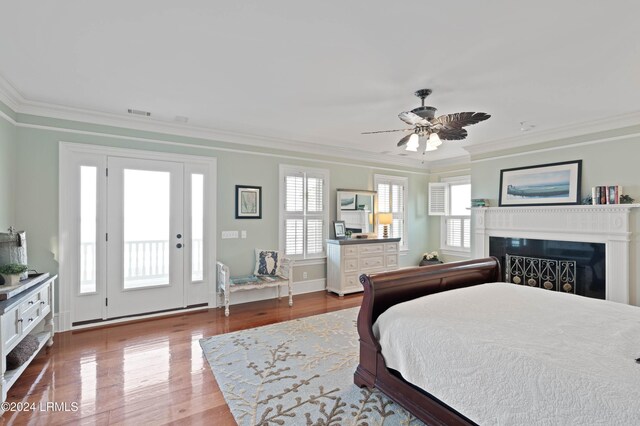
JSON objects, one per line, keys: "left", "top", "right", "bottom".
{"left": 469, "top": 135, "right": 640, "bottom": 305}
{"left": 0, "top": 112, "right": 16, "bottom": 229}
{"left": 9, "top": 110, "right": 429, "bottom": 290}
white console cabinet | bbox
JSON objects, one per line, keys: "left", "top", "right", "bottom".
{"left": 0, "top": 275, "right": 55, "bottom": 402}
{"left": 326, "top": 238, "right": 400, "bottom": 296}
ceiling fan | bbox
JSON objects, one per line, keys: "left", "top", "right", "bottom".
{"left": 362, "top": 89, "right": 490, "bottom": 153}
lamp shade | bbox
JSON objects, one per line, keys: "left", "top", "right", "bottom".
{"left": 428, "top": 132, "right": 442, "bottom": 146}
{"left": 405, "top": 134, "right": 419, "bottom": 152}
{"left": 378, "top": 213, "right": 393, "bottom": 225}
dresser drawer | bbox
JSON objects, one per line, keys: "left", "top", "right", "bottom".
{"left": 344, "top": 257, "right": 359, "bottom": 272}
{"left": 386, "top": 254, "right": 398, "bottom": 267}
{"left": 359, "top": 244, "right": 384, "bottom": 255}
{"left": 19, "top": 291, "right": 42, "bottom": 314}
{"left": 343, "top": 246, "right": 359, "bottom": 257}
{"left": 21, "top": 303, "right": 42, "bottom": 336}
{"left": 360, "top": 255, "right": 385, "bottom": 270}
{"left": 343, "top": 274, "right": 361, "bottom": 290}
{"left": 384, "top": 243, "right": 399, "bottom": 252}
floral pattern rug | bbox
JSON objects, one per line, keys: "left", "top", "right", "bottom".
{"left": 199, "top": 307, "right": 423, "bottom": 425}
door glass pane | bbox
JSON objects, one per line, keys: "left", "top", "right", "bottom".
{"left": 123, "top": 169, "right": 170, "bottom": 289}
{"left": 191, "top": 174, "right": 204, "bottom": 282}
{"left": 80, "top": 166, "right": 97, "bottom": 294}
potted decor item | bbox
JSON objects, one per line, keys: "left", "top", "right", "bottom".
{"left": 0, "top": 263, "right": 28, "bottom": 285}
{"left": 420, "top": 251, "right": 442, "bottom": 266}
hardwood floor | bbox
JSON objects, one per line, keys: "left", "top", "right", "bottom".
{"left": 1, "top": 291, "right": 362, "bottom": 425}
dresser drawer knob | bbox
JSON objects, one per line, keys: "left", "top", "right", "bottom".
{"left": 28, "top": 318, "right": 34, "bottom": 323}
{"left": 28, "top": 301, "right": 34, "bottom": 305}
{"left": 17, "top": 319, "right": 23, "bottom": 323}
{"left": 40, "top": 301, "right": 46, "bottom": 305}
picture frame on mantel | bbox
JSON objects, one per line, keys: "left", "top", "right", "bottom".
{"left": 235, "top": 185, "right": 262, "bottom": 219}
{"left": 499, "top": 160, "right": 582, "bottom": 207}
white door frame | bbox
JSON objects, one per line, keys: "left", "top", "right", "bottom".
{"left": 59, "top": 142, "right": 217, "bottom": 331}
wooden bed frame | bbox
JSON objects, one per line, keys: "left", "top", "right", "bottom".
{"left": 354, "top": 257, "right": 502, "bottom": 426}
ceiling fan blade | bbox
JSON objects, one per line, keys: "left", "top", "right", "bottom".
{"left": 398, "top": 111, "right": 429, "bottom": 126}
{"left": 431, "top": 112, "right": 491, "bottom": 128}
{"left": 396, "top": 133, "right": 415, "bottom": 147}
{"left": 437, "top": 128, "right": 468, "bottom": 140}
{"left": 361, "top": 128, "right": 413, "bottom": 135}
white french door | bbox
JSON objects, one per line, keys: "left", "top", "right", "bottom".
{"left": 106, "top": 157, "right": 185, "bottom": 318}
{"left": 60, "top": 143, "right": 216, "bottom": 329}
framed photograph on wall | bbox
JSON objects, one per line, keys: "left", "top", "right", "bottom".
{"left": 235, "top": 185, "right": 262, "bottom": 219}
{"left": 333, "top": 221, "right": 346, "bottom": 239}
{"left": 499, "top": 160, "right": 582, "bottom": 206}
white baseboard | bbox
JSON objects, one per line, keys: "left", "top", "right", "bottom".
{"left": 54, "top": 280, "right": 327, "bottom": 331}
{"left": 225, "top": 279, "right": 326, "bottom": 306}
{"left": 55, "top": 311, "right": 71, "bottom": 332}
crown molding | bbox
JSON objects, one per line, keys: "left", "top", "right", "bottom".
{"left": 0, "top": 75, "right": 426, "bottom": 170}
{"left": 2, "top": 73, "right": 639, "bottom": 169}
{"left": 424, "top": 153, "right": 470, "bottom": 169}
{"left": 0, "top": 74, "right": 23, "bottom": 111}
{"left": 463, "top": 111, "right": 640, "bottom": 157}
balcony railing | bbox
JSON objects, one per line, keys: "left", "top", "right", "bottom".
{"left": 80, "top": 239, "right": 203, "bottom": 291}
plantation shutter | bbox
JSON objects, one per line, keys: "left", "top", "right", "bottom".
{"left": 282, "top": 168, "right": 327, "bottom": 258}
{"left": 305, "top": 173, "right": 325, "bottom": 256}
{"left": 428, "top": 182, "right": 448, "bottom": 216}
{"left": 375, "top": 175, "right": 408, "bottom": 248}
{"left": 444, "top": 217, "right": 471, "bottom": 249}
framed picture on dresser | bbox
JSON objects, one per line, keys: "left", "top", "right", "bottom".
{"left": 333, "top": 221, "right": 346, "bottom": 239}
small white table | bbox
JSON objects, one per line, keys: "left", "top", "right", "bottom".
{"left": 217, "top": 258, "right": 293, "bottom": 316}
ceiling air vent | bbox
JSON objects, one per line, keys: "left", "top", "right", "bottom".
{"left": 127, "top": 108, "right": 151, "bottom": 117}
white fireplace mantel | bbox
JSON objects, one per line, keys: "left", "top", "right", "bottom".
{"left": 473, "top": 204, "right": 640, "bottom": 304}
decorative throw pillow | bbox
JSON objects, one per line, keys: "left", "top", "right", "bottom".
{"left": 254, "top": 249, "right": 280, "bottom": 276}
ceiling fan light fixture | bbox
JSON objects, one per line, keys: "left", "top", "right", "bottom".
{"left": 428, "top": 132, "right": 442, "bottom": 146}
{"left": 425, "top": 143, "right": 438, "bottom": 152}
{"left": 405, "top": 133, "right": 419, "bottom": 151}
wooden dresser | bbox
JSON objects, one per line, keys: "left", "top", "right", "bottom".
{"left": 326, "top": 238, "right": 400, "bottom": 296}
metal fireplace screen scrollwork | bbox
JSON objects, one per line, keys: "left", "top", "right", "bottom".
{"left": 505, "top": 254, "right": 577, "bottom": 294}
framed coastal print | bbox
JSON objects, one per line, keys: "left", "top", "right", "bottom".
{"left": 235, "top": 185, "right": 262, "bottom": 219}
{"left": 499, "top": 160, "right": 582, "bottom": 206}
{"left": 339, "top": 192, "right": 356, "bottom": 210}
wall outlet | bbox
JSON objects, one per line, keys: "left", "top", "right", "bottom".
{"left": 221, "top": 231, "right": 239, "bottom": 239}
{"left": 241, "top": 230, "right": 247, "bottom": 239}
{"left": 302, "top": 271, "right": 308, "bottom": 280}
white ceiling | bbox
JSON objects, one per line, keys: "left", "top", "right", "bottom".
{"left": 1, "top": 1, "right": 639, "bottom": 166}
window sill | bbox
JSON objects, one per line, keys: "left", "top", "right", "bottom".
{"left": 440, "top": 248, "right": 471, "bottom": 258}
{"left": 291, "top": 257, "right": 326, "bottom": 266}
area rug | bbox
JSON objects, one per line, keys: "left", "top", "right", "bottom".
{"left": 199, "top": 308, "right": 424, "bottom": 425}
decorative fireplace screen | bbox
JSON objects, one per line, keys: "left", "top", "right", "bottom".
{"left": 505, "top": 254, "right": 577, "bottom": 294}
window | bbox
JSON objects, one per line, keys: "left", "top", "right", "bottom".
{"left": 374, "top": 174, "right": 408, "bottom": 250}
{"left": 279, "top": 165, "right": 330, "bottom": 259}
{"left": 430, "top": 176, "right": 471, "bottom": 253}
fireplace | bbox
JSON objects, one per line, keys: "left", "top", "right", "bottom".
{"left": 473, "top": 205, "right": 637, "bottom": 304}
{"left": 489, "top": 237, "right": 605, "bottom": 299}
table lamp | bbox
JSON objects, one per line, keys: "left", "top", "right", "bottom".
{"left": 378, "top": 213, "right": 393, "bottom": 238}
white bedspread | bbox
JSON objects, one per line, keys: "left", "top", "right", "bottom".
{"left": 373, "top": 283, "right": 640, "bottom": 425}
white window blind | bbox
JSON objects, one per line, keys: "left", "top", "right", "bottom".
{"left": 374, "top": 175, "right": 408, "bottom": 249}
{"left": 280, "top": 166, "right": 329, "bottom": 259}
{"left": 445, "top": 217, "right": 471, "bottom": 248}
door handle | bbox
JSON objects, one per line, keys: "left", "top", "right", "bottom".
{"left": 176, "top": 243, "right": 183, "bottom": 249}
